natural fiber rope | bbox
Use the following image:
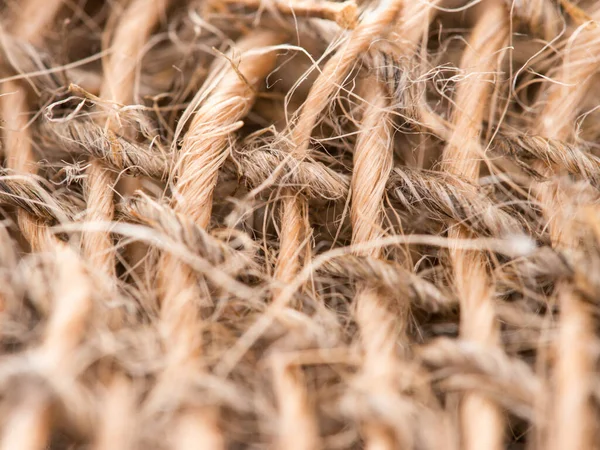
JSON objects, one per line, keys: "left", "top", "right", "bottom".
{"left": 0, "top": 0, "right": 64, "bottom": 251}
{"left": 84, "top": 0, "right": 172, "bottom": 277}
{"left": 153, "top": 30, "right": 281, "bottom": 449}
{"left": 1, "top": 1, "right": 600, "bottom": 448}
{"left": 531, "top": 7, "right": 600, "bottom": 448}
{"left": 350, "top": 79, "right": 398, "bottom": 448}
{"left": 440, "top": 2, "right": 509, "bottom": 449}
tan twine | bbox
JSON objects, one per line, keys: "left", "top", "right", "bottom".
{"left": 0, "top": 0, "right": 598, "bottom": 449}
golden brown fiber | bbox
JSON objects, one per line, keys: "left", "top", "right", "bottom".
{"left": 1, "top": 1, "right": 600, "bottom": 449}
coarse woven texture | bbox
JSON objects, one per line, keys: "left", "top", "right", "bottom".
{"left": 1, "top": 0, "right": 600, "bottom": 448}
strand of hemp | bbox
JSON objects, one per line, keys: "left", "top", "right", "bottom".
{"left": 270, "top": 5, "right": 440, "bottom": 446}
{"left": 440, "top": 2, "right": 509, "bottom": 450}
{"left": 0, "top": 246, "right": 92, "bottom": 450}
{"left": 81, "top": 2, "right": 172, "bottom": 447}
{"left": 85, "top": 0, "right": 171, "bottom": 278}
{"left": 0, "top": 1, "right": 72, "bottom": 447}
{"left": 151, "top": 31, "right": 281, "bottom": 449}
{"left": 269, "top": 4, "right": 403, "bottom": 445}
{"left": 270, "top": 193, "right": 321, "bottom": 450}
{"left": 2, "top": 1, "right": 159, "bottom": 445}
{"left": 270, "top": 351, "right": 320, "bottom": 450}
{"left": 529, "top": 7, "right": 600, "bottom": 449}
{"left": 0, "top": 0, "right": 64, "bottom": 251}
{"left": 350, "top": 79, "right": 398, "bottom": 449}
{"left": 275, "top": 0, "right": 404, "bottom": 307}
{"left": 345, "top": 0, "right": 447, "bottom": 445}
{"left": 1, "top": 2, "right": 98, "bottom": 447}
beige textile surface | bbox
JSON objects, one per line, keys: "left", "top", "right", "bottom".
{"left": 0, "top": 0, "right": 598, "bottom": 448}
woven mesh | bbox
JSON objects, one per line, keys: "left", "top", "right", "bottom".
{"left": 0, "top": 0, "right": 598, "bottom": 449}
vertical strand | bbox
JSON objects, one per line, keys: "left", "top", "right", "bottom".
{"left": 93, "top": 376, "right": 137, "bottom": 450}
{"left": 440, "top": 2, "right": 509, "bottom": 450}
{"left": 153, "top": 31, "right": 281, "bottom": 449}
{"left": 270, "top": 5, "right": 403, "bottom": 445}
{"left": 271, "top": 357, "right": 320, "bottom": 450}
{"left": 350, "top": 80, "right": 396, "bottom": 449}
{"left": 2, "top": 83, "right": 52, "bottom": 250}
{"left": 271, "top": 195, "right": 317, "bottom": 449}
{"left": 275, "top": 0, "right": 404, "bottom": 286}
{"left": 77, "top": 2, "right": 173, "bottom": 447}
{"left": 1, "top": 0, "right": 64, "bottom": 250}
{"left": 1, "top": 245, "right": 92, "bottom": 449}
{"left": 84, "top": 0, "right": 171, "bottom": 277}
{"left": 531, "top": 9, "right": 600, "bottom": 450}
{"left": 0, "top": 2, "right": 65, "bottom": 447}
